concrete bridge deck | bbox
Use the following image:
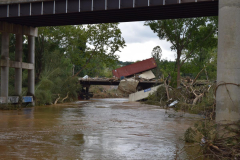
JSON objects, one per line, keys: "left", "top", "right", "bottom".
{"left": 0, "top": 0, "right": 218, "bottom": 27}
{"left": 79, "top": 78, "right": 162, "bottom": 88}
{"left": 79, "top": 78, "right": 162, "bottom": 100}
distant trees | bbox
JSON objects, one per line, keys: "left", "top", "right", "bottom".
{"left": 145, "top": 17, "right": 218, "bottom": 87}
{"left": 118, "top": 61, "right": 134, "bottom": 66}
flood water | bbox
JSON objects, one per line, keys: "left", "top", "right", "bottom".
{"left": 0, "top": 98, "right": 200, "bottom": 159}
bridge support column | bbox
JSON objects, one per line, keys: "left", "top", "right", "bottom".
{"left": 86, "top": 86, "right": 90, "bottom": 100}
{"left": 28, "top": 36, "right": 35, "bottom": 105}
{"left": 1, "top": 32, "right": 9, "bottom": 102}
{"left": 15, "top": 34, "right": 23, "bottom": 96}
{"left": 216, "top": 0, "right": 240, "bottom": 123}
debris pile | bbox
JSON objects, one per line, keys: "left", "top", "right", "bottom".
{"left": 146, "top": 76, "right": 215, "bottom": 111}
{"left": 117, "top": 70, "right": 160, "bottom": 95}
{"left": 112, "top": 58, "right": 163, "bottom": 100}
{"left": 80, "top": 58, "right": 162, "bottom": 100}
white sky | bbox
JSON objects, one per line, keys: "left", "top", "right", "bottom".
{"left": 116, "top": 21, "right": 176, "bottom": 62}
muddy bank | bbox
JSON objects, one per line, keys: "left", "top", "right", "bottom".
{"left": 0, "top": 98, "right": 201, "bottom": 159}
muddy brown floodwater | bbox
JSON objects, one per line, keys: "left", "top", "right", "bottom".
{"left": 0, "top": 98, "right": 201, "bottom": 160}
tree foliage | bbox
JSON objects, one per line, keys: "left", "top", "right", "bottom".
{"left": 145, "top": 17, "right": 218, "bottom": 87}
{"left": 74, "top": 23, "right": 126, "bottom": 77}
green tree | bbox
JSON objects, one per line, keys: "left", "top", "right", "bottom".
{"left": 35, "top": 26, "right": 86, "bottom": 82}
{"left": 145, "top": 17, "right": 218, "bottom": 87}
{"left": 151, "top": 46, "right": 162, "bottom": 78}
{"left": 35, "top": 49, "right": 81, "bottom": 105}
{"left": 74, "top": 23, "right": 126, "bottom": 76}
{"left": 181, "top": 47, "right": 217, "bottom": 80}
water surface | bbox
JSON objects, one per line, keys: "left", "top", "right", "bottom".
{"left": 0, "top": 98, "right": 199, "bottom": 159}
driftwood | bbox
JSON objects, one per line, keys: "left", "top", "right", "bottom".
{"left": 162, "top": 75, "right": 170, "bottom": 101}
{"left": 193, "top": 93, "right": 204, "bottom": 105}
{"left": 179, "top": 66, "right": 213, "bottom": 106}
{"left": 146, "top": 67, "right": 213, "bottom": 108}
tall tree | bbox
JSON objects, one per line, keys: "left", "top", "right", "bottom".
{"left": 145, "top": 17, "right": 218, "bottom": 87}
{"left": 151, "top": 46, "right": 162, "bottom": 78}
{"left": 74, "top": 23, "right": 126, "bottom": 76}
{"left": 35, "top": 26, "right": 86, "bottom": 82}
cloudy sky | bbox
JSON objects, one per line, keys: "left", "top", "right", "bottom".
{"left": 115, "top": 21, "right": 176, "bottom": 62}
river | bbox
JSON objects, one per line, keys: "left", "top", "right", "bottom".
{"left": 0, "top": 98, "right": 200, "bottom": 160}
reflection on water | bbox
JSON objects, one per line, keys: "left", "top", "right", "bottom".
{"left": 0, "top": 98, "right": 199, "bottom": 159}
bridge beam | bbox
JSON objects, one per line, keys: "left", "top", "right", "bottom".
{"left": 0, "top": 21, "right": 38, "bottom": 37}
{"left": 216, "top": 0, "right": 240, "bottom": 123}
{"left": 0, "top": 60, "right": 34, "bottom": 70}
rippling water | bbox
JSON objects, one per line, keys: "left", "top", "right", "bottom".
{"left": 0, "top": 98, "right": 200, "bottom": 159}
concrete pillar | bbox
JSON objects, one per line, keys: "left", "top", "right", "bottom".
{"left": 28, "top": 36, "right": 35, "bottom": 105}
{"left": 0, "top": 32, "right": 10, "bottom": 100}
{"left": 216, "top": 0, "right": 240, "bottom": 123}
{"left": 86, "top": 86, "right": 89, "bottom": 100}
{"left": 15, "top": 34, "right": 23, "bottom": 96}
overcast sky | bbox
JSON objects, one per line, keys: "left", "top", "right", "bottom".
{"left": 116, "top": 21, "right": 176, "bottom": 62}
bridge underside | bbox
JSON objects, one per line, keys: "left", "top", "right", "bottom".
{"left": 0, "top": 0, "right": 218, "bottom": 27}
{"left": 79, "top": 79, "right": 161, "bottom": 89}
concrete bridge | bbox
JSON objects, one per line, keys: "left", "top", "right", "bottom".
{"left": 0, "top": 0, "right": 240, "bottom": 123}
